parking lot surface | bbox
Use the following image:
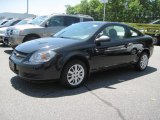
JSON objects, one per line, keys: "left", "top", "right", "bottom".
{"left": 0, "top": 44, "right": 160, "bottom": 120}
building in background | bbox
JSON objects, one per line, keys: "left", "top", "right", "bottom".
{"left": 0, "top": 12, "right": 36, "bottom": 19}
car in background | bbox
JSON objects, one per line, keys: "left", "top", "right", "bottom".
{"left": 0, "top": 19, "right": 21, "bottom": 28}
{"left": 0, "top": 19, "right": 22, "bottom": 43}
{"left": 4, "top": 14, "right": 94, "bottom": 48}
{"left": 148, "top": 19, "right": 160, "bottom": 45}
{"left": 150, "top": 19, "right": 160, "bottom": 24}
{"left": 0, "top": 19, "right": 10, "bottom": 27}
{"left": 2, "top": 18, "right": 33, "bottom": 45}
{"left": 9, "top": 22, "right": 154, "bottom": 88}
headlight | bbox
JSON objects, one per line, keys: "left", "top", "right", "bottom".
{"left": 12, "top": 29, "right": 22, "bottom": 35}
{"left": 29, "top": 50, "right": 56, "bottom": 63}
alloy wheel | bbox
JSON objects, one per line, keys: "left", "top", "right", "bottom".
{"left": 67, "top": 64, "right": 85, "bottom": 86}
{"left": 140, "top": 54, "right": 148, "bottom": 70}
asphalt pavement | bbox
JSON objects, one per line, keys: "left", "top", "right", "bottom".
{"left": 0, "top": 43, "right": 160, "bottom": 120}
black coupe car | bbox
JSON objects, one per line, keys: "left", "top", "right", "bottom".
{"left": 9, "top": 22, "right": 154, "bottom": 88}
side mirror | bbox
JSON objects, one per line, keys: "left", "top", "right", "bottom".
{"left": 45, "top": 21, "right": 49, "bottom": 27}
{"left": 95, "top": 35, "right": 111, "bottom": 44}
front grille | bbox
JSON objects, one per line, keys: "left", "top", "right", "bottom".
{"left": 6, "top": 29, "right": 10, "bottom": 36}
{"left": 10, "top": 30, "right": 13, "bottom": 35}
{"left": 13, "top": 50, "right": 28, "bottom": 61}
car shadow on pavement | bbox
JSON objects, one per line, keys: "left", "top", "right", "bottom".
{"left": 4, "top": 50, "right": 13, "bottom": 55}
{"left": 10, "top": 66, "right": 157, "bottom": 98}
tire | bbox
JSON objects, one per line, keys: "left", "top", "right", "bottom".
{"left": 153, "top": 37, "right": 158, "bottom": 45}
{"left": 135, "top": 52, "right": 149, "bottom": 71}
{"left": 23, "top": 35, "right": 39, "bottom": 43}
{"left": 61, "top": 60, "right": 87, "bottom": 88}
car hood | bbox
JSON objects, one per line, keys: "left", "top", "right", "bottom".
{"left": 11, "top": 24, "right": 43, "bottom": 30}
{"left": 15, "top": 37, "right": 80, "bottom": 53}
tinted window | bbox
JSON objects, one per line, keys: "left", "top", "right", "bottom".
{"left": 64, "top": 16, "right": 80, "bottom": 26}
{"left": 48, "top": 16, "right": 64, "bottom": 27}
{"left": 0, "top": 21, "right": 8, "bottom": 25}
{"left": 129, "top": 29, "right": 139, "bottom": 37}
{"left": 125, "top": 27, "right": 142, "bottom": 38}
{"left": 83, "top": 18, "right": 94, "bottom": 22}
{"left": 100, "top": 25, "right": 126, "bottom": 40}
{"left": 10, "top": 20, "right": 21, "bottom": 26}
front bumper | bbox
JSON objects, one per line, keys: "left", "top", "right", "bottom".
{"left": 9, "top": 55, "right": 61, "bottom": 81}
{"left": 3, "top": 35, "right": 25, "bottom": 47}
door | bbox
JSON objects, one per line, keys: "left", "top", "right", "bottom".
{"left": 93, "top": 25, "right": 135, "bottom": 69}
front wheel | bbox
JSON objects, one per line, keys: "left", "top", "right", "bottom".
{"left": 135, "top": 52, "right": 149, "bottom": 71}
{"left": 61, "top": 60, "right": 87, "bottom": 88}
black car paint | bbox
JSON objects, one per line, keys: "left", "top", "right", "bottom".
{"left": 9, "top": 22, "right": 154, "bottom": 81}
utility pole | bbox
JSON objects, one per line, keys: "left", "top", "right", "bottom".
{"left": 100, "top": 0, "right": 108, "bottom": 21}
{"left": 27, "top": 0, "right": 29, "bottom": 14}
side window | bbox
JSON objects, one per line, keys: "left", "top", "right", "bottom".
{"left": 83, "top": 18, "right": 94, "bottom": 22}
{"left": 64, "top": 16, "right": 80, "bottom": 26}
{"left": 48, "top": 16, "right": 64, "bottom": 27}
{"left": 125, "top": 28, "right": 140, "bottom": 38}
{"left": 130, "top": 29, "right": 139, "bottom": 37}
{"left": 99, "top": 25, "right": 126, "bottom": 41}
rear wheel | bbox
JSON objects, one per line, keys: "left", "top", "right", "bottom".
{"left": 153, "top": 37, "right": 158, "bottom": 45}
{"left": 61, "top": 60, "right": 87, "bottom": 88}
{"left": 135, "top": 52, "right": 149, "bottom": 71}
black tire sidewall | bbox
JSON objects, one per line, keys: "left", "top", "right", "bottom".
{"left": 61, "top": 60, "right": 87, "bottom": 88}
{"left": 24, "top": 35, "right": 39, "bottom": 42}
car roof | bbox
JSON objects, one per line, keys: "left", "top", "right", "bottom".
{"left": 48, "top": 14, "right": 94, "bottom": 19}
{"left": 78, "top": 21, "right": 127, "bottom": 26}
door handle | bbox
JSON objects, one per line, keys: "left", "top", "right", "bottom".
{"left": 126, "top": 43, "right": 133, "bottom": 47}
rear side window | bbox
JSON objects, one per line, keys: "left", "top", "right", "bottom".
{"left": 64, "top": 16, "right": 80, "bottom": 26}
{"left": 125, "top": 27, "right": 142, "bottom": 38}
{"left": 83, "top": 18, "right": 94, "bottom": 22}
{"left": 129, "top": 29, "right": 139, "bottom": 37}
{"left": 48, "top": 16, "right": 64, "bottom": 27}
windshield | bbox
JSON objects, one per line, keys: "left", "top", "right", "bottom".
{"left": 3, "top": 20, "right": 15, "bottom": 26}
{"left": 54, "top": 22, "right": 103, "bottom": 40}
{"left": 28, "top": 16, "right": 48, "bottom": 25}
{"left": 0, "top": 20, "right": 8, "bottom": 25}
{"left": 150, "top": 20, "right": 160, "bottom": 24}
{"left": 16, "top": 19, "right": 31, "bottom": 25}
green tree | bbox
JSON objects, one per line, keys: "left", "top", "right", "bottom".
{"left": 66, "top": 0, "right": 160, "bottom": 23}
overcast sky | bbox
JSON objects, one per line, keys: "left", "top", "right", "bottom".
{"left": 0, "top": 0, "right": 81, "bottom": 15}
